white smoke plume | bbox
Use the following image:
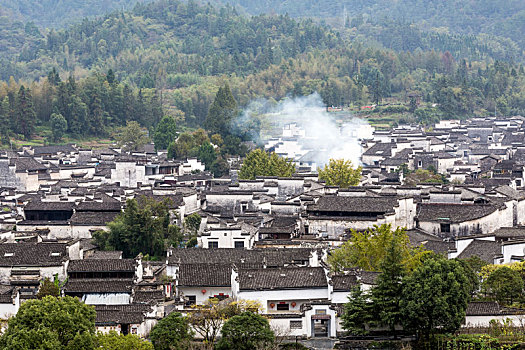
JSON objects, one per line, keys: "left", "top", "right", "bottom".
{"left": 238, "top": 93, "right": 373, "bottom": 168}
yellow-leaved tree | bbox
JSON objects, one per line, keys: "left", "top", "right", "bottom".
{"left": 318, "top": 158, "right": 362, "bottom": 188}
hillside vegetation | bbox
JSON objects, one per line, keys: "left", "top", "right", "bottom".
{"left": 0, "top": 0, "right": 524, "bottom": 144}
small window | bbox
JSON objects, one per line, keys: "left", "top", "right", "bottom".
{"left": 277, "top": 303, "right": 289, "bottom": 311}
{"left": 234, "top": 241, "right": 245, "bottom": 249}
{"left": 417, "top": 160, "right": 422, "bottom": 167}
{"left": 290, "top": 320, "right": 302, "bottom": 329}
{"left": 4, "top": 253, "right": 13, "bottom": 257}
{"left": 440, "top": 223, "right": 451, "bottom": 233}
{"left": 208, "top": 241, "right": 219, "bottom": 249}
{"left": 50, "top": 252, "right": 61, "bottom": 257}
{"left": 517, "top": 179, "right": 522, "bottom": 187}
{"left": 187, "top": 295, "right": 196, "bottom": 305}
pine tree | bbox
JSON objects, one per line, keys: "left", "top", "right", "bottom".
{"left": 16, "top": 86, "right": 36, "bottom": 139}
{"left": 205, "top": 83, "right": 237, "bottom": 137}
{"left": 371, "top": 238, "right": 406, "bottom": 337}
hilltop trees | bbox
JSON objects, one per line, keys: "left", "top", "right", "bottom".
{"left": 318, "top": 159, "right": 362, "bottom": 188}
{"left": 239, "top": 149, "right": 296, "bottom": 180}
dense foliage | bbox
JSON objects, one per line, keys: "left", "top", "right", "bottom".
{"left": 149, "top": 312, "right": 193, "bottom": 350}
{"left": 93, "top": 196, "right": 182, "bottom": 259}
{"left": 214, "top": 0, "right": 525, "bottom": 53}
{"left": 0, "top": 72, "right": 162, "bottom": 140}
{"left": 239, "top": 149, "right": 296, "bottom": 180}
{"left": 342, "top": 255, "right": 476, "bottom": 340}
{"left": 318, "top": 158, "right": 362, "bottom": 188}
{"left": 328, "top": 224, "right": 429, "bottom": 272}
{"left": 0, "top": 0, "right": 525, "bottom": 143}
{"left": 216, "top": 311, "right": 275, "bottom": 350}
{"left": 0, "top": 296, "right": 96, "bottom": 349}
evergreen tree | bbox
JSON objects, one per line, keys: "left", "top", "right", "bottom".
{"left": 205, "top": 83, "right": 237, "bottom": 137}
{"left": 16, "top": 86, "right": 36, "bottom": 139}
{"left": 153, "top": 116, "right": 177, "bottom": 150}
{"left": 371, "top": 238, "right": 406, "bottom": 337}
{"left": 50, "top": 113, "right": 68, "bottom": 142}
{"left": 342, "top": 287, "right": 373, "bottom": 335}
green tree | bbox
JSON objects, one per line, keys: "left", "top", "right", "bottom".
{"left": 0, "top": 296, "right": 96, "bottom": 350}
{"left": 115, "top": 121, "right": 150, "bottom": 152}
{"left": 93, "top": 197, "right": 178, "bottom": 259}
{"left": 184, "top": 213, "right": 202, "bottom": 236}
{"left": 400, "top": 257, "right": 474, "bottom": 339}
{"left": 205, "top": 84, "right": 237, "bottom": 137}
{"left": 149, "top": 312, "right": 193, "bottom": 350}
{"left": 483, "top": 266, "right": 523, "bottom": 305}
{"left": 16, "top": 86, "right": 36, "bottom": 139}
{"left": 371, "top": 238, "right": 406, "bottom": 337}
{"left": 328, "top": 224, "right": 428, "bottom": 272}
{"left": 36, "top": 277, "right": 60, "bottom": 299}
{"left": 153, "top": 116, "right": 177, "bottom": 150}
{"left": 50, "top": 113, "right": 68, "bottom": 142}
{"left": 216, "top": 312, "right": 274, "bottom": 350}
{"left": 318, "top": 158, "right": 362, "bottom": 187}
{"left": 197, "top": 142, "right": 217, "bottom": 169}
{"left": 94, "top": 331, "right": 153, "bottom": 350}
{"left": 342, "top": 287, "right": 373, "bottom": 335}
{"left": 239, "top": 149, "right": 295, "bottom": 180}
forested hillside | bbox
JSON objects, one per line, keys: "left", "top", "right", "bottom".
{"left": 215, "top": 0, "right": 525, "bottom": 51}
{"left": 0, "top": 0, "right": 150, "bottom": 28}
{"left": 0, "top": 0, "right": 524, "bottom": 145}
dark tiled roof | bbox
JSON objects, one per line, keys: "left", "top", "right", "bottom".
{"left": 238, "top": 267, "right": 327, "bottom": 290}
{"left": 68, "top": 259, "right": 136, "bottom": 273}
{"left": 32, "top": 145, "right": 76, "bottom": 155}
{"left": 466, "top": 302, "right": 500, "bottom": 316}
{"left": 133, "top": 290, "right": 165, "bottom": 304}
{"left": 11, "top": 157, "right": 47, "bottom": 171}
{"left": 457, "top": 240, "right": 501, "bottom": 263}
{"left": 362, "top": 143, "right": 394, "bottom": 157}
{"left": 331, "top": 275, "right": 358, "bottom": 291}
{"left": 492, "top": 227, "right": 525, "bottom": 239}
{"left": 65, "top": 278, "right": 133, "bottom": 293}
{"left": 24, "top": 200, "right": 75, "bottom": 211}
{"left": 86, "top": 251, "right": 123, "bottom": 259}
{"left": 70, "top": 211, "right": 119, "bottom": 225}
{"left": 417, "top": 203, "right": 499, "bottom": 223}
{"left": 360, "top": 271, "right": 380, "bottom": 285}
{"left": 168, "top": 248, "right": 313, "bottom": 267}
{"left": 178, "top": 263, "right": 231, "bottom": 287}
{"left": 76, "top": 199, "right": 122, "bottom": 212}
{"left": 309, "top": 196, "right": 398, "bottom": 215}
{"left": 95, "top": 304, "right": 152, "bottom": 325}
{"left": 0, "top": 243, "right": 67, "bottom": 267}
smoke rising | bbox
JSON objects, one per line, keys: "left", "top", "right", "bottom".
{"left": 238, "top": 93, "right": 373, "bottom": 168}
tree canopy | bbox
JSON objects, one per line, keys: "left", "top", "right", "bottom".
{"left": 328, "top": 224, "right": 429, "bottom": 272}
{"left": 115, "top": 121, "right": 150, "bottom": 152}
{"left": 93, "top": 196, "right": 182, "bottom": 259}
{"left": 149, "top": 312, "right": 193, "bottom": 350}
{"left": 239, "top": 149, "right": 296, "bottom": 180}
{"left": 153, "top": 116, "right": 178, "bottom": 150}
{"left": 0, "top": 296, "right": 96, "bottom": 350}
{"left": 400, "top": 256, "right": 475, "bottom": 339}
{"left": 318, "top": 158, "right": 362, "bottom": 188}
{"left": 216, "top": 311, "right": 275, "bottom": 350}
